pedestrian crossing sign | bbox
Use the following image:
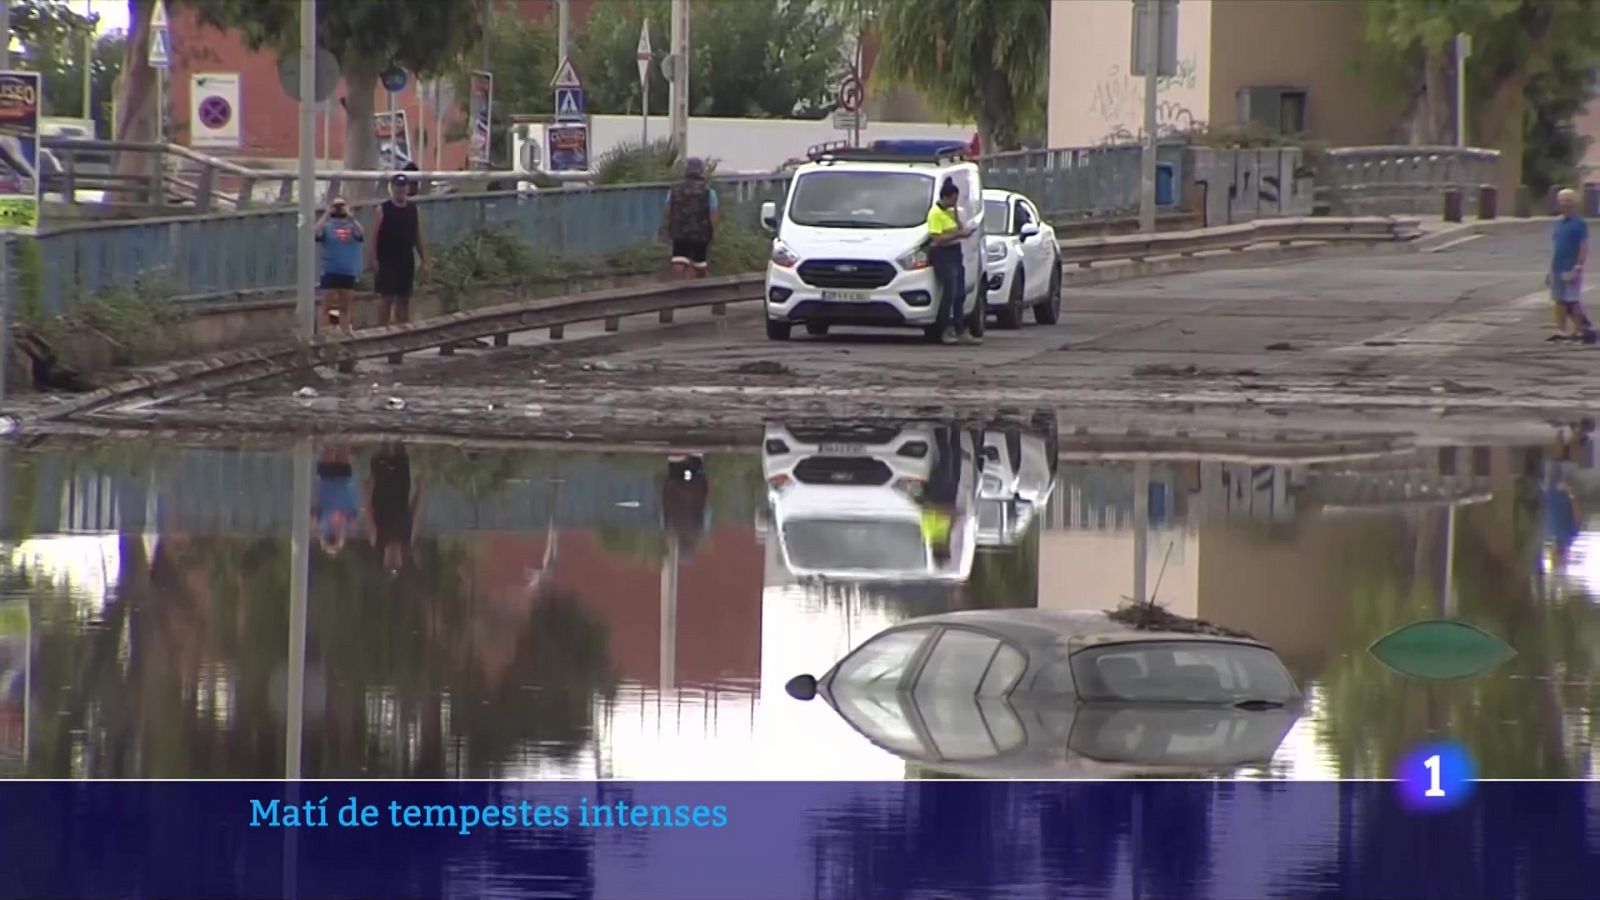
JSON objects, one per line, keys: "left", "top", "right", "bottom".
{"left": 148, "top": 27, "right": 171, "bottom": 70}
{"left": 554, "top": 87, "right": 585, "bottom": 122}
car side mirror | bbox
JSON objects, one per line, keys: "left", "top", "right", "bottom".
{"left": 1019, "top": 224, "right": 1040, "bottom": 240}
{"left": 785, "top": 673, "right": 818, "bottom": 701}
{"left": 760, "top": 201, "right": 778, "bottom": 234}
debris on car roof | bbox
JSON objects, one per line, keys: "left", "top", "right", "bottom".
{"left": 1109, "top": 602, "right": 1256, "bottom": 640}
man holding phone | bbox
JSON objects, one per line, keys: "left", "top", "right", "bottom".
{"left": 315, "top": 196, "right": 363, "bottom": 334}
{"left": 927, "top": 179, "right": 979, "bottom": 345}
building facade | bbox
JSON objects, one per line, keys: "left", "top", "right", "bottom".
{"left": 1048, "top": 0, "right": 1399, "bottom": 149}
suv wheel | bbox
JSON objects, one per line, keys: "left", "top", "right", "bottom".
{"left": 1034, "top": 263, "right": 1062, "bottom": 326}
{"left": 997, "top": 269, "right": 1025, "bottom": 330}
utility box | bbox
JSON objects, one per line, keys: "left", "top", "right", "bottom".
{"left": 1157, "top": 162, "right": 1176, "bottom": 206}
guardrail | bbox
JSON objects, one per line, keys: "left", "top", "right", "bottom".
{"left": 1315, "top": 146, "right": 1502, "bottom": 217}
{"left": 39, "top": 215, "right": 1420, "bottom": 427}
{"left": 1058, "top": 216, "right": 1422, "bottom": 267}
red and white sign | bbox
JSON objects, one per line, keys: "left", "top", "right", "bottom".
{"left": 838, "top": 76, "right": 863, "bottom": 113}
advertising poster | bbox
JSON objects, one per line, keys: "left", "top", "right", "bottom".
{"left": 0, "top": 602, "right": 28, "bottom": 764}
{"left": 469, "top": 70, "right": 493, "bottom": 168}
{"left": 374, "top": 110, "right": 413, "bottom": 170}
{"left": 0, "top": 71, "right": 42, "bottom": 233}
{"left": 547, "top": 123, "right": 589, "bottom": 174}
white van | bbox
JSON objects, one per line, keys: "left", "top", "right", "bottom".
{"left": 759, "top": 141, "right": 988, "bottom": 342}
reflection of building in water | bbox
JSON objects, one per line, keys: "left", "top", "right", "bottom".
{"left": 1037, "top": 446, "right": 1533, "bottom": 672}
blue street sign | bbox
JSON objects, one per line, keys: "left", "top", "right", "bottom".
{"left": 554, "top": 86, "right": 585, "bottom": 122}
{"left": 381, "top": 67, "right": 408, "bottom": 93}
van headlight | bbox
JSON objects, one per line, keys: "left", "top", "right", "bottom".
{"left": 896, "top": 247, "right": 930, "bottom": 271}
{"left": 770, "top": 240, "right": 799, "bottom": 268}
{"left": 985, "top": 242, "right": 1009, "bottom": 262}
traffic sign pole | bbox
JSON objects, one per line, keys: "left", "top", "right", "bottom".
{"left": 296, "top": 0, "right": 317, "bottom": 341}
{"left": 638, "top": 20, "right": 652, "bottom": 147}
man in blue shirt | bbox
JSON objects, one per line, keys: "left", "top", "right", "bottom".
{"left": 1549, "top": 188, "right": 1594, "bottom": 344}
{"left": 315, "top": 196, "right": 364, "bottom": 334}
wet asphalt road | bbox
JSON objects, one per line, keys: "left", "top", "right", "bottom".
{"left": 159, "top": 221, "right": 1596, "bottom": 444}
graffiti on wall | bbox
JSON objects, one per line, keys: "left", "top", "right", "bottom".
{"left": 1090, "top": 60, "right": 1204, "bottom": 144}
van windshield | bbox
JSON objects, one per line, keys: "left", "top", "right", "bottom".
{"left": 788, "top": 171, "right": 936, "bottom": 229}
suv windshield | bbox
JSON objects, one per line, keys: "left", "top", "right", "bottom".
{"left": 788, "top": 171, "right": 936, "bottom": 229}
{"left": 1070, "top": 641, "right": 1300, "bottom": 705}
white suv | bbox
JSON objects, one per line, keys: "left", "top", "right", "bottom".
{"left": 760, "top": 142, "right": 988, "bottom": 342}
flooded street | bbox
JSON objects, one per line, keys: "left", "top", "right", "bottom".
{"left": 2, "top": 417, "right": 1598, "bottom": 781}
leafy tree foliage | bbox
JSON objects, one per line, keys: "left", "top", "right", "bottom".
{"left": 7, "top": 1, "right": 122, "bottom": 138}
{"left": 835, "top": 0, "right": 1048, "bottom": 151}
{"left": 1361, "top": 0, "right": 1600, "bottom": 194}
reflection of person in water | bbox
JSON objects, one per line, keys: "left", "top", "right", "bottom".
{"left": 366, "top": 443, "right": 424, "bottom": 574}
{"left": 313, "top": 444, "right": 360, "bottom": 555}
{"left": 920, "top": 424, "right": 965, "bottom": 569}
{"left": 661, "top": 455, "right": 710, "bottom": 558}
{"left": 1546, "top": 459, "right": 1582, "bottom": 565}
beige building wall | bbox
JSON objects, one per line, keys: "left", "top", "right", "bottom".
{"left": 1207, "top": 0, "right": 1394, "bottom": 145}
{"left": 1048, "top": 0, "right": 1215, "bottom": 147}
{"left": 1037, "top": 529, "right": 1200, "bottom": 618}
{"left": 1048, "top": 0, "right": 1396, "bottom": 148}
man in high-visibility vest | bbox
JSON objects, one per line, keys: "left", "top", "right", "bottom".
{"left": 926, "top": 179, "right": 978, "bottom": 345}
{"left": 920, "top": 424, "right": 964, "bottom": 568}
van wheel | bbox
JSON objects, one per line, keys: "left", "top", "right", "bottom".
{"left": 924, "top": 324, "right": 945, "bottom": 343}
{"left": 1034, "top": 265, "right": 1062, "bottom": 325}
{"left": 997, "top": 271, "right": 1024, "bottom": 330}
{"left": 805, "top": 322, "right": 830, "bottom": 337}
{"left": 766, "top": 319, "right": 791, "bottom": 341}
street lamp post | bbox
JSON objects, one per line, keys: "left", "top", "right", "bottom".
{"left": 295, "top": 0, "right": 317, "bottom": 339}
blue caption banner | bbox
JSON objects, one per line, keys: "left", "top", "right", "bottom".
{"left": 0, "top": 780, "right": 1597, "bottom": 898}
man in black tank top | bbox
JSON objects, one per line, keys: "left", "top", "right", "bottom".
{"left": 367, "top": 173, "right": 430, "bottom": 329}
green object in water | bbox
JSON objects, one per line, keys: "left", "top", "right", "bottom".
{"left": 1368, "top": 619, "right": 1516, "bottom": 681}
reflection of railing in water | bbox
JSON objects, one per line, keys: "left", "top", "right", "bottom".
{"left": 6, "top": 448, "right": 761, "bottom": 538}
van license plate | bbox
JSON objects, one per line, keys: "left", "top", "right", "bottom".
{"left": 821, "top": 290, "right": 872, "bottom": 302}
{"left": 820, "top": 443, "right": 866, "bottom": 455}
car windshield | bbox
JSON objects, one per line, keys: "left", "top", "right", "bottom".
{"left": 787, "top": 171, "right": 935, "bottom": 229}
{"left": 1070, "top": 641, "right": 1300, "bottom": 705}
{"left": 983, "top": 199, "right": 1010, "bottom": 233}
{"left": 782, "top": 518, "right": 928, "bottom": 571}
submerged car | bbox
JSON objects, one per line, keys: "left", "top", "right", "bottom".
{"left": 786, "top": 609, "right": 1303, "bottom": 777}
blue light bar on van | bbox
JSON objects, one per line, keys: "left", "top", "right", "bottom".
{"left": 868, "top": 139, "right": 969, "bottom": 156}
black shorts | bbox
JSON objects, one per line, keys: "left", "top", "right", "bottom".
{"left": 320, "top": 273, "right": 357, "bottom": 290}
{"left": 671, "top": 240, "right": 709, "bottom": 267}
{"left": 374, "top": 264, "right": 415, "bottom": 299}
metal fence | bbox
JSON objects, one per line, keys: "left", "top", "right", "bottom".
{"left": 18, "top": 142, "right": 1498, "bottom": 317}
{"left": 1315, "top": 145, "right": 1502, "bottom": 216}
{"left": 23, "top": 141, "right": 1191, "bottom": 317}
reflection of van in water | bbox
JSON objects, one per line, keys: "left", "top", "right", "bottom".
{"left": 975, "top": 427, "right": 1059, "bottom": 548}
{"left": 763, "top": 422, "right": 978, "bottom": 582}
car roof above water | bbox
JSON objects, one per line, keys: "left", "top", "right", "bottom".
{"left": 902, "top": 608, "right": 1268, "bottom": 654}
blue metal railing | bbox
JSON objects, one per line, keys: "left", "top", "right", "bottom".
{"left": 22, "top": 140, "right": 1200, "bottom": 316}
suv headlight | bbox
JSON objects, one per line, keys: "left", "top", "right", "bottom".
{"left": 896, "top": 247, "right": 930, "bottom": 271}
{"left": 770, "top": 240, "right": 799, "bottom": 268}
{"left": 985, "top": 242, "right": 1009, "bottom": 262}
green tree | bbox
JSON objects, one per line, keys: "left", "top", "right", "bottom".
{"left": 1361, "top": 0, "right": 1600, "bottom": 196}
{"left": 185, "top": 0, "right": 484, "bottom": 174}
{"left": 836, "top": 0, "right": 1048, "bottom": 151}
{"left": 475, "top": 0, "right": 846, "bottom": 128}
{"left": 8, "top": 1, "right": 119, "bottom": 131}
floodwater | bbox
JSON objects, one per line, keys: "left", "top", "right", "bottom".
{"left": 1, "top": 417, "right": 1597, "bottom": 781}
